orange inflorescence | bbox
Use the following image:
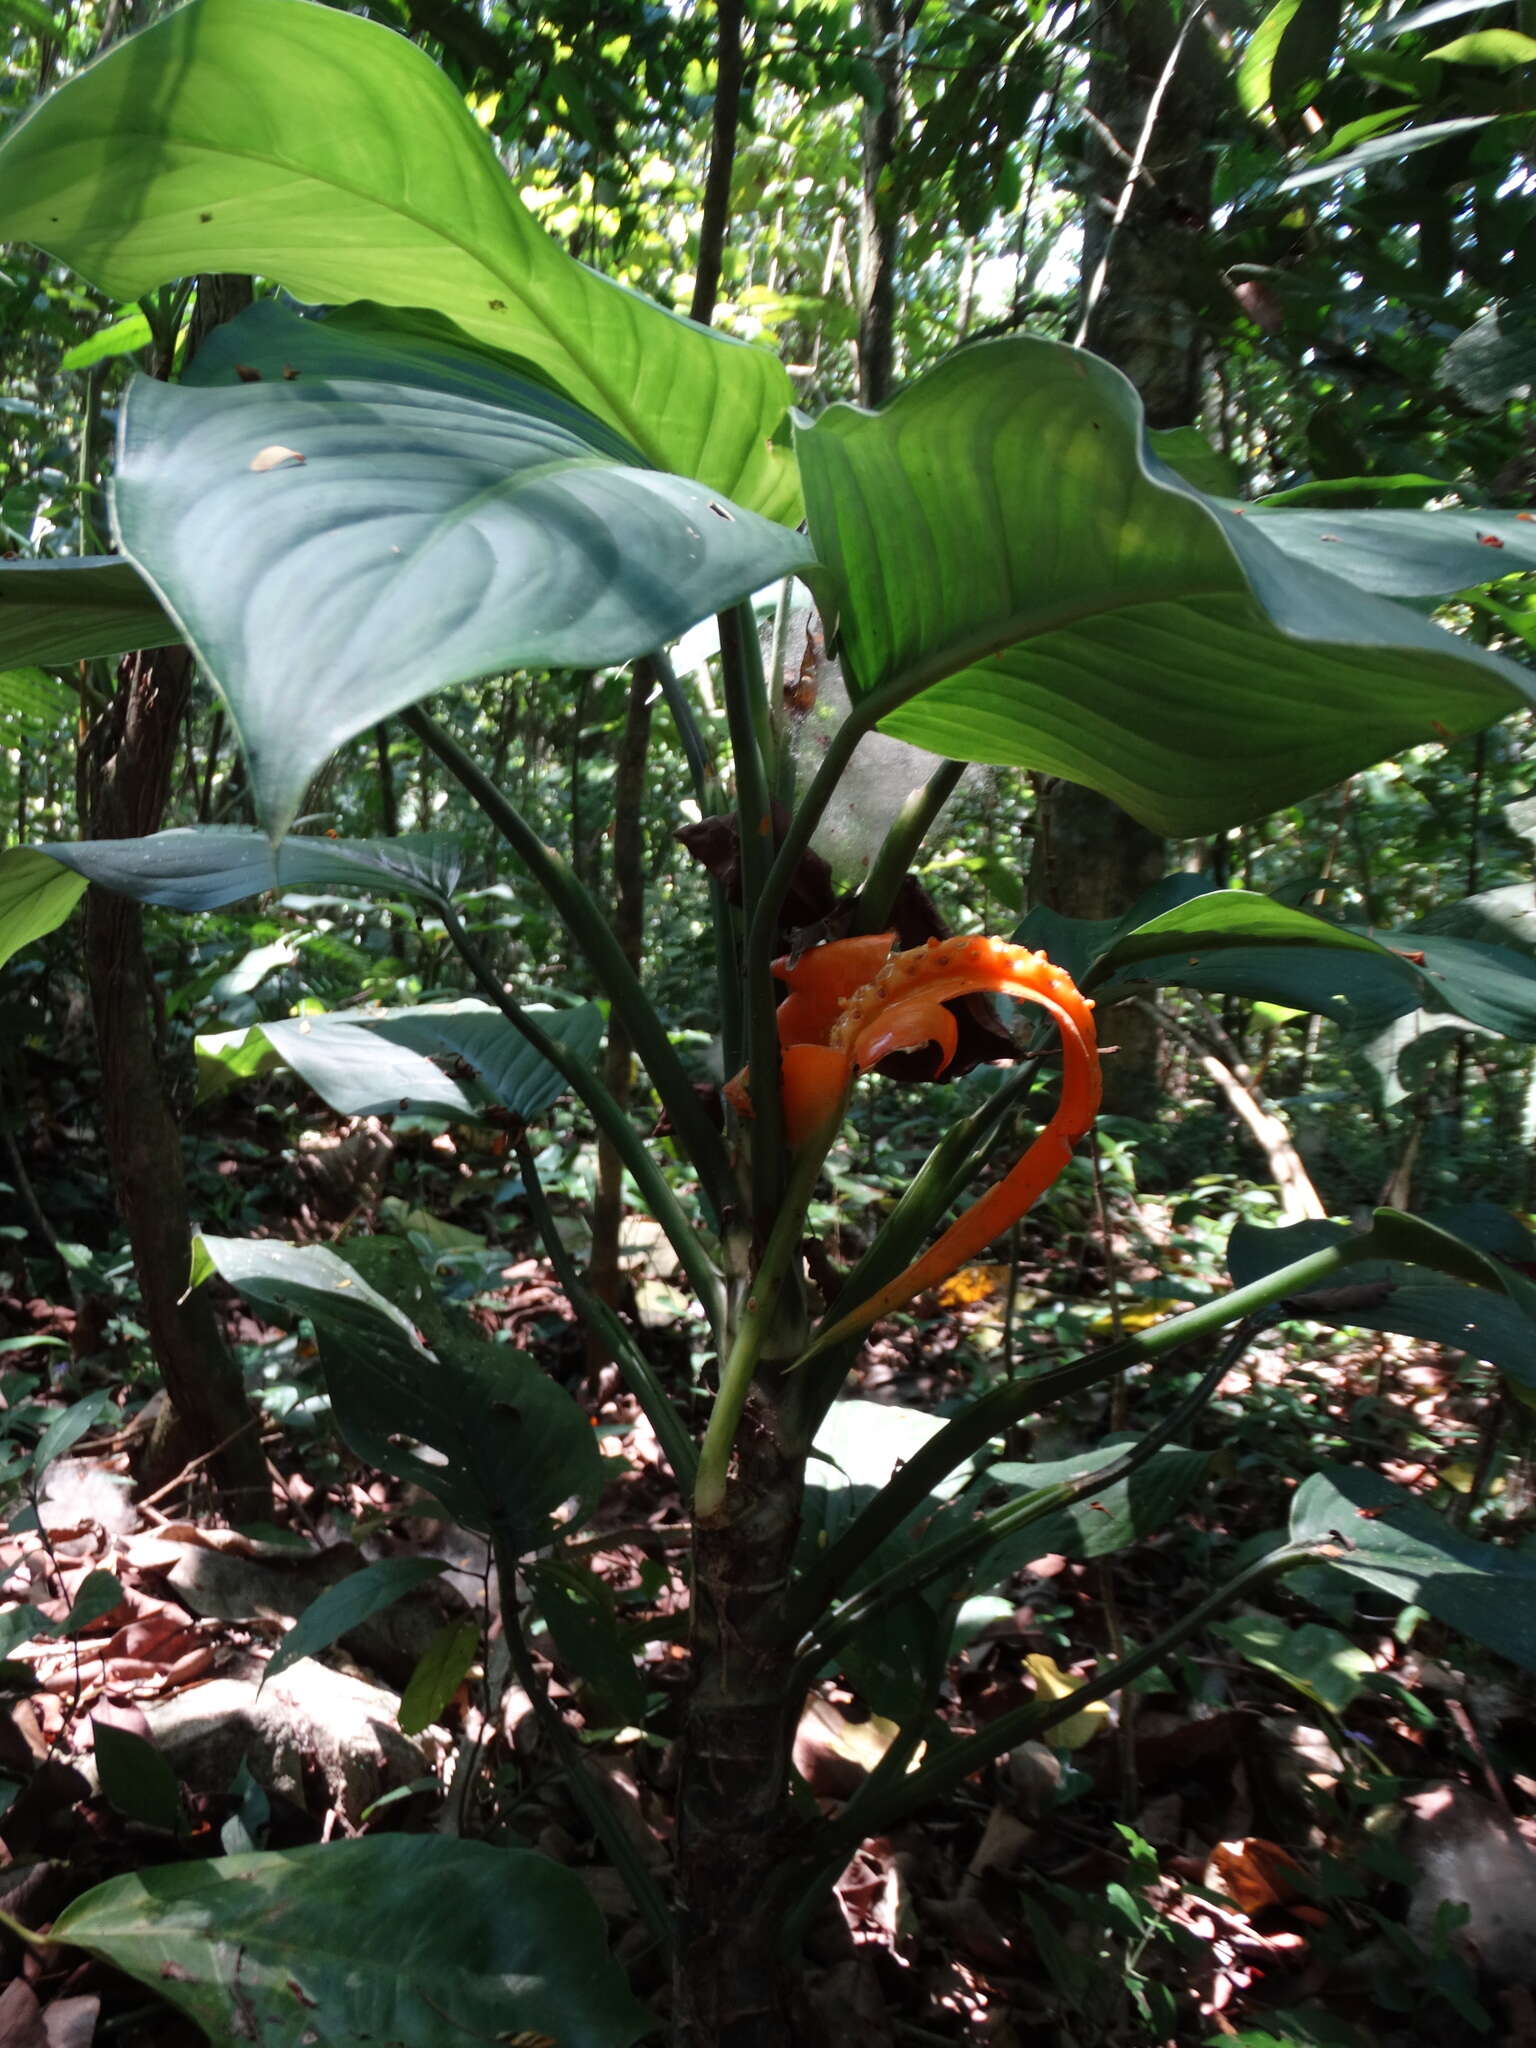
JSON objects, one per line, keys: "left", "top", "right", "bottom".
{"left": 725, "top": 932, "right": 1101, "bottom": 1343}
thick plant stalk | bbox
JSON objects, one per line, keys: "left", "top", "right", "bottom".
{"left": 718, "top": 601, "right": 783, "bottom": 1226}
{"left": 673, "top": 1379, "right": 810, "bottom": 2047}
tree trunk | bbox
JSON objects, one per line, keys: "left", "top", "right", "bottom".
{"left": 584, "top": 669, "right": 654, "bottom": 1376}
{"left": 855, "top": 0, "right": 902, "bottom": 407}
{"left": 77, "top": 646, "right": 268, "bottom": 1516}
{"left": 690, "top": 0, "right": 745, "bottom": 328}
{"left": 673, "top": 1385, "right": 808, "bottom": 2045}
{"left": 1031, "top": 0, "right": 1219, "bottom": 1116}
{"left": 1029, "top": 777, "right": 1165, "bottom": 1113}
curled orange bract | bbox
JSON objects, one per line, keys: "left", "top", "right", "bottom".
{"left": 726, "top": 932, "right": 1101, "bottom": 1344}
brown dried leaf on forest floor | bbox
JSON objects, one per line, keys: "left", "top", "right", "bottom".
{"left": 835, "top": 1836, "right": 915, "bottom": 1951}
{"left": 1206, "top": 1836, "right": 1310, "bottom": 1919}
{"left": 0, "top": 1980, "right": 47, "bottom": 2048}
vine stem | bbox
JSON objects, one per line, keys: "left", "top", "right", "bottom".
{"left": 511, "top": 1133, "right": 698, "bottom": 1487}
{"left": 437, "top": 901, "right": 725, "bottom": 1348}
{"left": 849, "top": 756, "right": 966, "bottom": 933}
{"left": 404, "top": 705, "right": 733, "bottom": 1227}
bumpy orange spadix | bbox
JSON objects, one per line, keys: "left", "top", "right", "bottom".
{"left": 726, "top": 932, "right": 1101, "bottom": 1346}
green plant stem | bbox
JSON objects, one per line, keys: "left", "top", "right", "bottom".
{"left": 651, "top": 648, "right": 719, "bottom": 813}
{"left": 787, "top": 1234, "right": 1374, "bottom": 1633}
{"left": 493, "top": 1537, "right": 672, "bottom": 1948}
{"left": 437, "top": 901, "right": 725, "bottom": 1347}
{"left": 0, "top": 1907, "right": 44, "bottom": 1950}
{"left": 795, "top": 1314, "right": 1268, "bottom": 1681}
{"left": 717, "top": 600, "right": 783, "bottom": 1227}
{"left": 766, "top": 574, "right": 799, "bottom": 810}
{"left": 648, "top": 649, "right": 743, "bottom": 1075}
{"left": 793, "top": 1057, "right": 1045, "bottom": 1430}
{"left": 405, "top": 705, "right": 732, "bottom": 1227}
{"left": 850, "top": 756, "right": 967, "bottom": 933}
{"left": 752, "top": 695, "right": 873, "bottom": 970}
{"left": 780, "top": 1538, "right": 1325, "bottom": 1934}
{"left": 511, "top": 1134, "right": 697, "bottom": 1487}
{"left": 694, "top": 1123, "right": 838, "bottom": 1519}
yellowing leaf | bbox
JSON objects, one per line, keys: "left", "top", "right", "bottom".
{"left": 934, "top": 1263, "right": 1014, "bottom": 1308}
{"left": 1024, "top": 1653, "right": 1110, "bottom": 1751}
{"left": 1088, "top": 1297, "right": 1186, "bottom": 1336}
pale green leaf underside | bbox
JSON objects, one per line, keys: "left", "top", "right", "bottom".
{"left": 53, "top": 1837, "right": 651, "bottom": 2048}
{"left": 0, "top": 0, "right": 797, "bottom": 520}
{"left": 797, "top": 338, "right": 1532, "bottom": 836}
{"left": 38, "top": 825, "right": 465, "bottom": 910}
{"left": 0, "top": 666, "right": 76, "bottom": 729}
{"left": 1243, "top": 502, "right": 1536, "bottom": 597}
{"left": 111, "top": 303, "right": 812, "bottom": 835}
{"left": 199, "top": 999, "right": 605, "bottom": 1125}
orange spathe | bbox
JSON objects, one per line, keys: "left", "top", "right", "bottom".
{"left": 726, "top": 932, "right": 1101, "bottom": 1345}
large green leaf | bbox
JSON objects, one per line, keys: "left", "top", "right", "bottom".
{"left": 203, "top": 999, "right": 604, "bottom": 1124}
{"left": 1228, "top": 1217, "right": 1536, "bottom": 1391}
{"left": 36, "top": 825, "right": 464, "bottom": 911}
{"left": 0, "top": 667, "right": 75, "bottom": 730}
{"left": 1280, "top": 113, "right": 1496, "bottom": 190}
{"left": 0, "top": 0, "right": 797, "bottom": 520}
{"left": 1242, "top": 504, "right": 1536, "bottom": 598}
{"left": 1416, "top": 880, "right": 1536, "bottom": 951}
{"left": 1212, "top": 1614, "right": 1374, "bottom": 1714}
{"left": 1291, "top": 1463, "right": 1536, "bottom": 1673}
{"left": 51, "top": 1837, "right": 651, "bottom": 2048}
{"left": 978, "top": 1438, "right": 1210, "bottom": 1578}
{"left": 1017, "top": 881, "right": 1421, "bottom": 1028}
{"left": 0, "top": 846, "right": 86, "bottom": 971}
{"left": 199, "top": 1236, "right": 603, "bottom": 1550}
{"left": 0, "top": 556, "right": 176, "bottom": 667}
{"left": 797, "top": 339, "right": 1530, "bottom": 834}
{"left": 112, "top": 301, "right": 811, "bottom": 833}
{"left": 1018, "top": 878, "right": 1536, "bottom": 1048}
{"left": 1087, "top": 887, "right": 1394, "bottom": 979}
